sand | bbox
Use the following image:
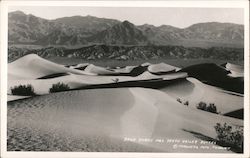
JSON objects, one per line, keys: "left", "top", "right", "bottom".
{"left": 7, "top": 54, "right": 244, "bottom": 153}
{"left": 8, "top": 88, "right": 242, "bottom": 152}
{"left": 7, "top": 95, "right": 31, "bottom": 101}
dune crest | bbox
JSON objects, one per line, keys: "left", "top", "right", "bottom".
{"left": 84, "top": 64, "right": 119, "bottom": 75}
{"left": 8, "top": 54, "right": 95, "bottom": 80}
{"left": 148, "top": 62, "right": 180, "bottom": 74}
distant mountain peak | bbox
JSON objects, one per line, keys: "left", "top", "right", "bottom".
{"left": 9, "top": 10, "right": 26, "bottom": 15}
{"left": 122, "top": 20, "right": 134, "bottom": 26}
{"left": 158, "top": 24, "right": 178, "bottom": 29}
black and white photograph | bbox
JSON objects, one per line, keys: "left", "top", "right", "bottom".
{"left": 1, "top": 0, "right": 249, "bottom": 157}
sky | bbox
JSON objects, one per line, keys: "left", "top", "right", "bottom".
{"left": 8, "top": 6, "right": 244, "bottom": 28}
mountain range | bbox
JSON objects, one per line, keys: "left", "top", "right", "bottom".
{"left": 9, "top": 11, "right": 244, "bottom": 48}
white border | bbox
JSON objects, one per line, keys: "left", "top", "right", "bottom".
{"left": 0, "top": 0, "right": 249, "bottom": 8}
{"left": 1, "top": 1, "right": 249, "bottom": 158}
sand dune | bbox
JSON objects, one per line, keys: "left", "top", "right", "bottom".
{"left": 8, "top": 54, "right": 186, "bottom": 81}
{"left": 148, "top": 63, "right": 180, "bottom": 74}
{"left": 8, "top": 54, "right": 187, "bottom": 97}
{"left": 7, "top": 54, "right": 244, "bottom": 152}
{"left": 111, "top": 63, "right": 180, "bottom": 76}
{"left": 7, "top": 87, "right": 242, "bottom": 152}
{"left": 112, "top": 66, "right": 136, "bottom": 73}
{"left": 84, "top": 64, "right": 119, "bottom": 75}
{"left": 68, "top": 63, "right": 89, "bottom": 70}
{"left": 8, "top": 54, "right": 95, "bottom": 80}
{"left": 160, "top": 77, "right": 243, "bottom": 114}
{"left": 180, "top": 63, "right": 244, "bottom": 94}
{"left": 135, "top": 71, "right": 187, "bottom": 81}
{"left": 224, "top": 63, "right": 244, "bottom": 77}
{"left": 8, "top": 54, "right": 242, "bottom": 115}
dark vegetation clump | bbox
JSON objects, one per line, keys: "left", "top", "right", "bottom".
{"left": 11, "top": 84, "right": 36, "bottom": 96}
{"left": 49, "top": 82, "right": 70, "bottom": 93}
{"left": 177, "top": 98, "right": 182, "bottom": 103}
{"left": 196, "top": 102, "right": 218, "bottom": 114}
{"left": 176, "top": 98, "right": 188, "bottom": 106}
{"left": 214, "top": 123, "right": 243, "bottom": 153}
{"left": 183, "top": 101, "right": 189, "bottom": 106}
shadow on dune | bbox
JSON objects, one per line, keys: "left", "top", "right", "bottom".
{"left": 180, "top": 63, "right": 244, "bottom": 94}
{"left": 224, "top": 109, "right": 243, "bottom": 120}
{"left": 100, "top": 65, "right": 149, "bottom": 77}
{"left": 37, "top": 73, "right": 69, "bottom": 79}
{"left": 149, "top": 70, "right": 176, "bottom": 75}
{"left": 74, "top": 78, "right": 186, "bottom": 90}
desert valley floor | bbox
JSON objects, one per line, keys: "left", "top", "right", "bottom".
{"left": 7, "top": 54, "right": 244, "bottom": 153}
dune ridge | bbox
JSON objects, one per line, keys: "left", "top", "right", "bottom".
{"left": 8, "top": 54, "right": 187, "bottom": 96}
{"left": 8, "top": 54, "right": 95, "bottom": 80}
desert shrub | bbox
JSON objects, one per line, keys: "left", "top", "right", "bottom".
{"left": 11, "top": 84, "right": 36, "bottom": 96}
{"left": 207, "top": 103, "right": 217, "bottom": 113}
{"left": 197, "top": 102, "right": 207, "bottom": 110}
{"left": 214, "top": 123, "right": 243, "bottom": 152}
{"left": 177, "top": 98, "right": 189, "bottom": 106}
{"left": 177, "top": 98, "right": 182, "bottom": 103}
{"left": 49, "top": 82, "right": 70, "bottom": 93}
{"left": 183, "top": 101, "right": 189, "bottom": 106}
{"left": 196, "top": 102, "right": 218, "bottom": 114}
